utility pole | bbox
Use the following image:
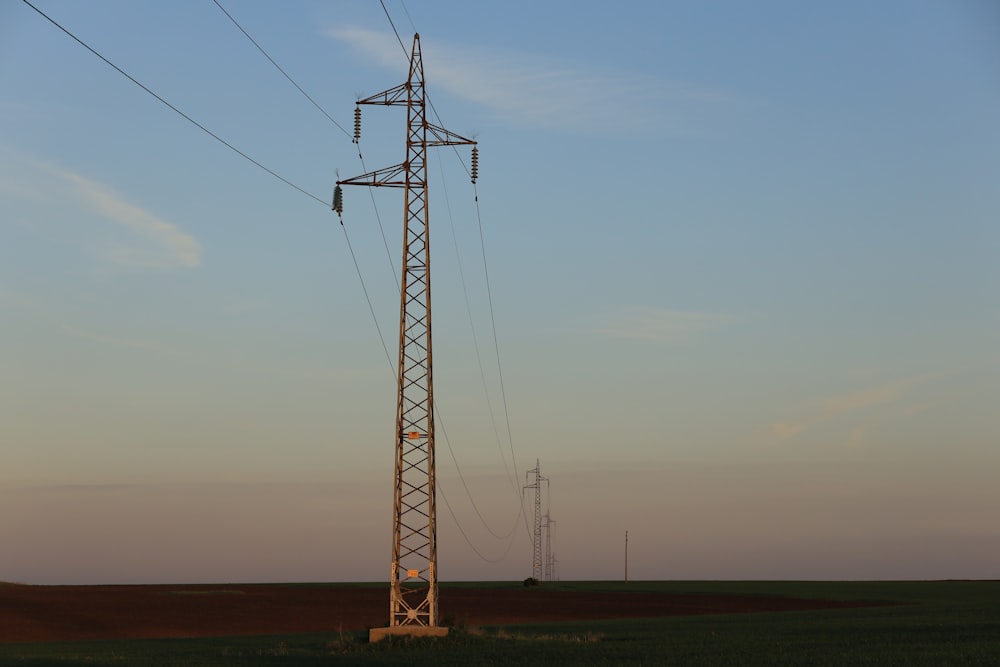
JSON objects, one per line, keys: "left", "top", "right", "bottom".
{"left": 336, "top": 33, "right": 476, "bottom": 641}
{"left": 624, "top": 530, "right": 629, "bottom": 584}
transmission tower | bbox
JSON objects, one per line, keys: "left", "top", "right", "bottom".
{"left": 543, "top": 514, "right": 557, "bottom": 581}
{"left": 336, "top": 34, "right": 476, "bottom": 636}
{"left": 524, "top": 460, "right": 548, "bottom": 581}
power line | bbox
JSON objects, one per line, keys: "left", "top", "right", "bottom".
{"left": 379, "top": 0, "right": 408, "bottom": 57}
{"left": 338, "top": 217, "right": 396, "bottom": 375}
{"left": 21, "top": 0, "right": 328, "bottom": 207}
{"left": 208, "top": 0, "right": 404, "bottom": 372}
{"left": 354, "top": 147, "right": 400, "bottom": 292}
{"left": 211, "top": 0, "right": 352, "bottom": 140}
{"left": 474, "top": 183, "right": 522, "bottom": 494}
{"left": 438, "top": 479, "right": 520, "bottom": 564}
{"left": 436, "top": 407, "right": 523, "bottom": 542}
{"left": 399, "top": 0, "right": 417, "bottom": 35}
{"left": 438, "top": 153, "right": 518, "bottom": 494}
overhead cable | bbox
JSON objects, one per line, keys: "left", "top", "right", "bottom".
{"left": 379, "top": 0, "right": 408, "bottom": 57}
{"left": 211, "top": 0, "right": 352, "bottom": 140}
{"left": 21, "top": 0, "right": 328, "bottom": 207}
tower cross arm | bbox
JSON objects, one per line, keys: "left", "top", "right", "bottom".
{"left": 357, "top": 82, "right": 412, "bottom": 106}
{"left": 425, "top": 122, "right": 476, "bottom": 147}
{"left": 337, "top": 163, "right": 408, "bottom": 188}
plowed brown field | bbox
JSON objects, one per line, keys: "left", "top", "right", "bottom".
{"left": 0, "top": 583, "right": 878, "bottom": 642}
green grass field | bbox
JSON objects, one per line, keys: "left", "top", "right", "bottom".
{"left": 3, "top": 581, "right": 998, "bottom": 666}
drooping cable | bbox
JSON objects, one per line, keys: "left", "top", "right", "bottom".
{"left": 399, "top": 0, "right": 417, "bottom": 35}
{"left": 474, "top": 182, "right": 522, "bottom": 493}
{"left": 435, "top": 407, "right": 523, "bottom": 542}
{"left": 211, "top": 0, "right": 352, "bottom": 139}
{"left": 425, "top": 145, "right": 522, "bottom": 542}
{"left": 379, "top": 0, "right": 408, "bottom": 57}
{"left": 434, "top": 163, "right": 520, "bottom": 534}
{"left": 20, "top": 0, "right": 328, "bottom": 207}
{"left": 208, "top": 0, "right": 399, "bottom": 381}
{"left": 339, "top": 216, "right": 396, "bottom": 375}
{"left": 438, "top": 479, "right": 519, "bottom": 564}
{"left": 355, "top": 144, "right": 400, "bottom": 291}
{"left": 438, "top": 153, "right": 518, "bottom": 495}
{"left": 210, "top": 0, "right": 400, "bottom": 281}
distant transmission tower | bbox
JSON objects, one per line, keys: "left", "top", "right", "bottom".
{"left": 524, "top": 460, "right": 548, "bottom": 581}
{"left": 336, "top": 33, "right": 477, "bottom": 639}
{"left": 543, "top": 514, "right": 557, "bottom": 581}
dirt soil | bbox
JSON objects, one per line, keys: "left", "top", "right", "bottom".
{"left": 0, "top": 583, "right": 878, "bottom": 642}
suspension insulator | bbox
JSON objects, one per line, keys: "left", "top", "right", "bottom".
{"left": 332, "top": 184, "right": 343, "bottom": 214}
{"left": 470, "top": 146, "right": 479, "bottom": 184}
{"left": 353, "top": 107, "right": 361, "bottom": 143}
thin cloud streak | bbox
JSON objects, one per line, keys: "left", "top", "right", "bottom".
{"left": 595, "top": 306, "right": 733, "bottom": 343}
{"left": 58, "top": 169, "right": 201, "bottom": 269}
{"left": 2, "top": 148, "right": 200, "bottom": 269}
{"left": 770, "top": 375, "right": 934, "bottom": 444}
{"left": 329, "top": 27, "right": 733, "bottom": 132}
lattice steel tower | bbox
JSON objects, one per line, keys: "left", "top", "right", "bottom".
{"left": 336, "top": 34, "right": 476, "bottom": 632}
{"left": 524, "top": 460, "right": 548, "bottom": 581}
{"left": 543, "top": 514, "right": 557, "bottom": 581}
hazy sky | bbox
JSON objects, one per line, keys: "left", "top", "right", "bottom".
{"left": 2, "top": 1, "right": 998, "bottom": 585}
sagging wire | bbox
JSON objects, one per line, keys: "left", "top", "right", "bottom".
{"left": 21, "top": 0, "right": 328, "bottom": 207}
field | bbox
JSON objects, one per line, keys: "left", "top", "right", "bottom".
{"left": 1, "top": 580, "right": 998, "bottom": 665}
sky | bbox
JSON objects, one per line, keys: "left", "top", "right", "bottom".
{"left": 1, "top": 0, "right": 998, "bottom": 585}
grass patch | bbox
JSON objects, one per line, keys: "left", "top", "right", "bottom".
{"left": 2, "top": 581, "right": 998, "bottom": 665}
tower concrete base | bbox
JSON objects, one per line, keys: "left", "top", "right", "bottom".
{"left": 369, "top": 625, "right": 449, "bottom": 643}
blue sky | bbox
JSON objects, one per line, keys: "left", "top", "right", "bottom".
{"left": 1, "top": 0, "right": 998, "bottom": 584}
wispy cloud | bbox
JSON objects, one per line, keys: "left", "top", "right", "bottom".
{"left": 845, "top": 402, "right": 929, "bottom": 449}
{"left": 329, "top": 27, "right": 734, "bottom": 133}
{"left": 58, "top": 169, "right": 201, "bottom": 269}
{"left": 595, "top": 306, "right": 733, "bottom": 343}
{"left": 769, "top": 375, "right": 934, "bottom": 445}
{"left": 2, "top": 148, "right": 200, "bottom": 269}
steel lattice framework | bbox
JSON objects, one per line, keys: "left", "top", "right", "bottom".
{"left": 524, "top": 460, "right": 548, "bottom": 581}
{"left": 543, "top": 514, "right": 556, "bottom": 581}
{"left": 337, "top": 33, "right": 475, "bottom": 629}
